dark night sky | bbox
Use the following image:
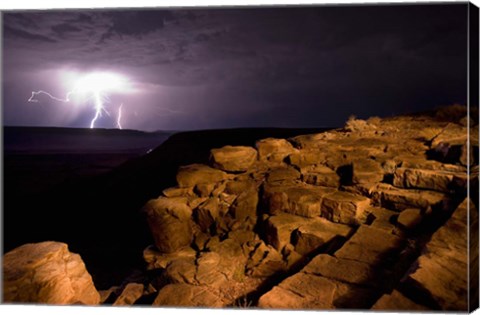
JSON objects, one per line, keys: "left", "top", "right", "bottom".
{"left": 2, "top": 3, "right": 468, "bottom": 131}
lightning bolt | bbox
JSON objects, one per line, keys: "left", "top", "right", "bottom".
{"left": 28, "top": 74, "right": 125, "bottom": 129}
{"left": 116, "top": 104, "right": 123, "bottom": 130}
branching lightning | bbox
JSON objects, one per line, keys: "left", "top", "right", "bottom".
{"left": 28, "top": 72, "right": 128, "bottom": 129}
{"left": 116, "top": 104, "right": 123, "bottom": 130}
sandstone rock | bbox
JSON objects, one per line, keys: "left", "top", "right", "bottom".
{"left": 194, "top": 183, "right": 216, "bottom": 197}
{"left": 3, "top": 241, "right": 100, "bottom": 305}
{"left": 195, "top": 198, "right": 220, "bottom": 232}
{"left": 231, "top": 188, "right": 259, "bottom": 219}
{"left": 164, "top": 257, "right": 197, "bottom": 284}
{"left": 153, "top": 284, "right": 222, "bottom": 307}
{"left": 397, "top": 208, "right": 423, "bottom": 229}
{"left": 352, "top": 158, "right": 384, "bottom": 184}
{"left": 267, "top": 167, "right": 301, "bottom": 183}
{"left": 228, "top": 230, "right": 257, "bottom": 244}
{"left": 371, "top": 290, "right": 429, "bottom": 310}
{"left": 301, "top": 164, "right": 340, "bottom": 187}
{"left": 393, "top": 167, "right": 468, "bottom": 193}
{"left": 292, "top": 218, "right": 352, "bottom": 255}
{"left": 366, "top": 206, "right": 397, "bottom": 232}
{"left": 113, "top": 283, "right": 144, "bottom": 306}
{"left": 264, "top": 213, "right": 311, "bottom": 250}
{"left": 162, "top": 186, "right": 193, "bottom": 198}
{"left": 143, "top": 197, "right": 193, "bottom": 253}
{"left": 303, "top": 254, "right": 382, "bottom": 288}
{"left": 177, "top": 164, "right": 229, "bottom": 188}
{"left": 335, "top": 225, "right": 405, "bottom": 266}
{"left": 287, "top": 149, "right": 328, "bottom": 168}
{"left": 263, "top": 183, "right": 335, "bottom": 217}
{"left": 196, "top": 252, "right": 229, "bottom": 286}
{"left": 258, "top": 273, "right": 337, "bottom": 309}
{"left": 225, "top": 177, "right": 257, "bottom": 194}
{"left": 370, "top": 183, "right": 449, "bottom": 211}
{"left": 246, "top": 242, "right": 286, "bottom": 278}
{"left": 210, "top": 145, "right": 257, "bottom": 172}
{"left": 321, "top": 191, "right": 370, "bottom": 225}
{"left": 143, "top": 245, "right": 197, "bottom": 270}
{"left": 405, "top": 198, "right": 473, "bottom": 311}
{"left": 256, "top": 138, "right": 296, "bottom": 163}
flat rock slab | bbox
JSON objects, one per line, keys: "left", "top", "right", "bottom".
{"left": 335, "top": 225, "right": 405, "bottom": 266}
{"left": 258, "top": 272, "right": 337, "bottom": 309}
{"left": 405, "top": 198, "right": 474, "bottom": 311}
{"left": 321, "top": 191, "right": 370, "bottom": 225}
{"left": 292, "top": 218, "right": 352, "bottom": 255}
{"left": 153, "top": 284, "right": 223, "bottom": 307}
{"left": 211, "top": 145, "right": 258, "bottom": 172}
{"left": 258, "top": 268, "right": 376, "bottom": 310}
{"left": 393, "top": 167, "right": 467, "bottom": 193}
{"left": 370, "top": 183, "right": 449, "bottom": 211}
{"left": 371, "top": 290, "right": 429, "bottom": 310}
{"left": 303, "top": 254, "right": 382, "bottom": 288}
{"left": 3, "top": 241, "right": 100, "bottom": 305}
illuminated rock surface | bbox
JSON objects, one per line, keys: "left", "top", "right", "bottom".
{"left": 4, "top": 106, "right": 477, "bottom": 310}
{"left": 3, "top": 241, "right": 100, "bottom": 305}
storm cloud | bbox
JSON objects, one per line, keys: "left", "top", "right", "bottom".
{"left": 2, "top": 4, "right": 469, "bottom": 130}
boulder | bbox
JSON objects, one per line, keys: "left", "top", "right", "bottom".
{"left": 152, "top": 284, "right": 222, "bottom": 307}
{"left": 143, "top": 197, "right": 193, "bottom": 253}
{"left": 177, "top": 164, "right": 229, "bottom": 188}
{"left": 210, "top": 145, "right": 258, "bottom": 172}
{"left": 397, "top": 208, "right": 423, "bottom": 230}
{"left": 113, "top": 283, "right": 144, "bottom": 306}
{"left": 256, "top": 138, "right": 296, "bottom": 163}
{"left": 321, "top": 191, "right": 370, "bottom": 225}
{"left": 3, "top": 241, "right": 100, "bottom": 305}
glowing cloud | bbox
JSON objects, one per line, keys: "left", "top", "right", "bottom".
{"left": 28, "top": 71, "right": 130, "bottom": 129}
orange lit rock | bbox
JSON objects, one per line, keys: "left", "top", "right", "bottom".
{"left": 210, "top": 145, "right": 258, "bottom": 172}
{"left": 143, "top": 197, "right": 193, "bottom": 253}
{"left": 3, "top": 241, "right": 100, "bottom": 305}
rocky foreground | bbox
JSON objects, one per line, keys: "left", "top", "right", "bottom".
{"left": 3, "top": 106, "right": 479, "bottom": 311}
